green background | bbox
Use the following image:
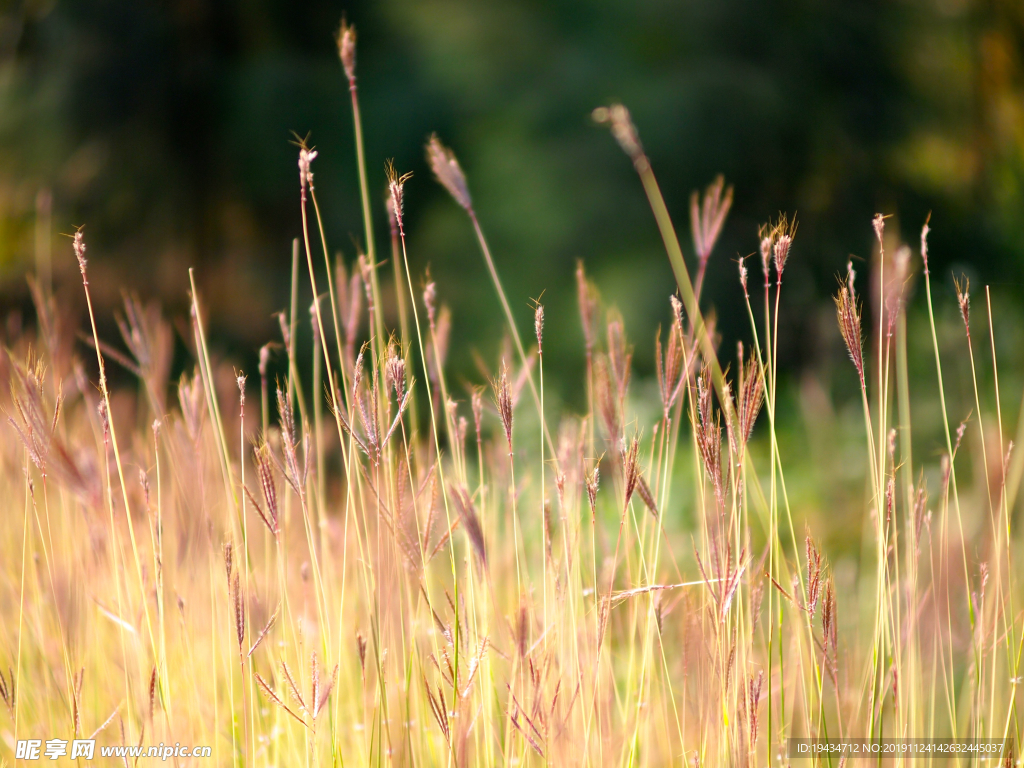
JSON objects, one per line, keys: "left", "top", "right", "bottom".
{"left": 1, "top": 0, "right": 1022, "bottom": 409}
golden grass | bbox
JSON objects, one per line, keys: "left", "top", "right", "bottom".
{"left": 0, "top": 23, "right": 1021, "bottom": 768}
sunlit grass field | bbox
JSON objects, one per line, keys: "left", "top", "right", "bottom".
{"left": 1, "top": 21, "right": 1023, "bottom": 768}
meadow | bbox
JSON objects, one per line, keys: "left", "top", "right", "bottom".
{"left": 0, "top": 20, "right": 1021, "bottom": 768}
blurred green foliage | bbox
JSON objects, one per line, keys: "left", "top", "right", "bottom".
{"left": 1, "top": 0, "right": 1023, "bottom": 406}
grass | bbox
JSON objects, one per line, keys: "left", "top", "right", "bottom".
{"left": 0, "top": 20, "right": 1022, "bottom": 768}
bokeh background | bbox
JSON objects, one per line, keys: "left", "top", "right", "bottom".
{"left": 1, "top": 0, "right": 1023, "bottom": 414}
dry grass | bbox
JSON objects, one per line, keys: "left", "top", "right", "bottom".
{"left": 0, "top": 22, "right": 1021, "bottom": 768}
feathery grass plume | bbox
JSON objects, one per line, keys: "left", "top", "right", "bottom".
{"left": 8, "top": 357, "right": 52, "bottom": 475}
{"left": 954, "top": 275, "right": 970, "bottom": 336}
{"left": 493, "top": 361, "right": 514, "bottom": 454}
{"left": 634, "top": 475, "right": 659, "bottom": 518}
{"left": 298, "top": 145, "right": 317, "bottom": 197}
{"left": 691, "top": 175, "right": 733, "bottom": 264}
{"left": 592, "top": 104, "right": 645, "bottom": 167}
{"left": 655, "top": 299, "right": 686, "bottom": 421}
{"left": 386, "top": 160, "right": 413, "bottom": 237}
{"left": 423, "top": 676, "right": 451, "bottom": 744}
{"left": 872, "top": 212, "right": 885, "bottom": 246}
{"left": 534, "top": 303, "right": 544, "bottom": 352}
{"left": 586, "top": 464, "right": 600, "bottom": 523}
{"left": 148, "top": 666, "right": 157, "bottom": 722}
{"left": 622, "top": 435, "right": 640, "bottom": 509}
{"left": 771, "top": 213, "right": 797, "bottom": 277}
{"left": 423, "top": 281, "right": 437, "bottom": 329}
{"left": 336, "top": 19, "right": 356, "bottom": 81}
{"left": 236, "top": 372, "right": 246, "bottom": 412}
{"left": 822, "top": 575, "right": 838, "bottom": 682}
{"left": 470, "top": 387, "right": 484, "bottom": 443}
{"left": 669, "top": 293, "right": 684, "bottom": 330}
{"left": 247, "top": 605, "right": 278, "bottom": 658}
{"left": 575, "top": 260, "right": 599, "bottom": 353}
{"left": 309, "top": 651, "right": 321, "bottom": 717}
{"left": 275, "top": 384, "right": 307, "bottom": 494}
{"left": 356, "top": 632, "right": 367, "bottom": 677}
{"left": 691, "top": 175, "right": 734, "bottom": 297}
{"left": 281, "top": 660, "right": 308, "bottom": 718}
{"left": 606, "top": 312, "right": 632, "bottom": 404}
{"left": 314, "top": 663, "right": 337, "bottom": 720}
{"left": 70, "top": 668, "right": 83, "bottom": 736}
{"left": 738, "top": 255, "right": 750, "bottom": 296}
{"left": 223, "top": 541, "right": 234, "bottom": 584}
{"left": 593, "top": 356, "right": 620, "bottom": 445}
{"left": 804, "top": 537, "right": 822, "bottom": 616}
{"left": 258, "top": 344, "right": 270, "bottom": 382}
{"left": 920, "top": 214, "right": 931, "bottom": 274}
{"left": 427, "top": 134, "right": 472, "bottom": 212}
{"left": 451, "top": 485, "right": 487, "bottom": 568}
{"left": 385, "top": 341, "right": 406, "bottom": 401}
{"left": 516, "top": 603, "right": 529, "bottom": 659}
{"left": 231, "top": 572, "right": 244, "bottom": 656}
{"left": 748, "top": 671, "right": 764, "bottom": 753}
{"left": 73, "top": 227, "right": 87, "bottom": 277}
{"left": 835, "top": 261, "right": 865, "bottom": 387}
{"left": 254, "top": 671, "right": 307, "bottom": 727}
{"left": 9, "top": 356, "right": 94, "bottom": 500}
{"left": 245, "top": 441, "right": 280, "bottom": 537}
{"left": 695, "top": 364, "right": 724, "bottom": 507}
{"left": 736, "top": 342, "right": 764, "bottom": 445}
{"left": 758, "top": 226, "right": 773, "bottom": 285}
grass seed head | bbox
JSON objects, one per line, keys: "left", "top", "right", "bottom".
{"left": 771, "top": 214, "right": 797, "bottom": 277}
{"left": 253, "top": 441, "right": 280, "bottom": 535}
{"left": 690, "top": 174, "right": 733, "bottom": 266}
{"left": 298, "top": 146, "right": 317, "bottom": 192}
{"left": 872, "top": 212, "right": 885, "bottom": 246}
{"left": 592, "top": 104, "right": 644, "bottom": 164}
{"left": 386, "top": 160, "right": 412, "bottom": 236}
{"left": 452, "top": 485, "right": 487, "bottom": 568}
{"left": 576, "top": 260, "right": 599, "bottom": 352}
{"left": 336, "top": 19, "right": 356, "bottom": 81}
{"left": 258, "top": 343, "right": 271, "bottom": 379}
{"left": 954, "top": 274, "right": 970, "bottom": 336}
{"left": 694, "top": 365, "right": 725, "bottom": 509}
{"left": 758, "top": 229, "right": 772, "bottom": 284}
{"left": 586, "top": 464, "right": 600, "bottom": 523}
{"left": 493, "top": 361, "right": 514, "bottom": 453}
{"left": 223, "top": 541, "right": 233, "bottom": 584}
{"left": 534, "top": 303, "right": 544, "bottom": 353}
{"left": 427, "top": 134, "right": 472, "bottom": 211}
{"left": 656, "top": 299, "right": 686, "bottom": 419}
{"left": 423, "top": 282, "right": 437, "bottom": 328}
{"left": 73, "top": 228, "right": 87, "bottom": 275}
{"left": 835, "top": 262, "right": 865, "bottom": 386}
{"left": 385, "top": 343, "right": 406, "bottom": 401}
{"left": 231, "top": 572, "right": 244, "bottom": 654}
{"left": 737, "top": 344, "right": 764, "bottom": 445}
{"left": 471, "top": 387, "right": 484, "bottom": 443}
{"left": 623, "top": 435, "right": 640, "bottom": 509}
{"left": 920, "top": 215, "right": 931, "bottom": 274}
